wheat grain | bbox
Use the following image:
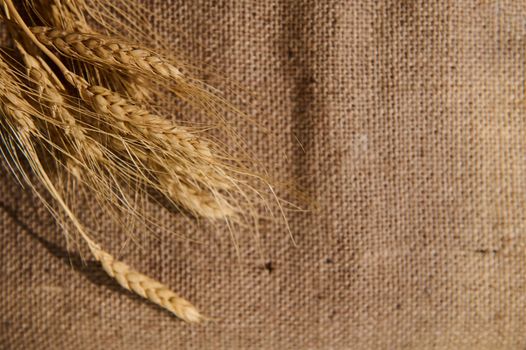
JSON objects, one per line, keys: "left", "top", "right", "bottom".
{"left": 159, "top": 173, "right": 234, "bottom": 219}
{"left": 85, "top": 86, "right": 206, "bottom": 154}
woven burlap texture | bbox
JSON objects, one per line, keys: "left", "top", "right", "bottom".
{"left": 1, "top": 1, "right": 526, "bottom": 349}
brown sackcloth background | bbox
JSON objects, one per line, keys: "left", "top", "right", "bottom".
{"left": 1, "top": 1, "right": 526, "bottom": 349}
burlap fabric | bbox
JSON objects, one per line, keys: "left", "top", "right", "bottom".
{"left": 1, "top": 1, "right": 526, "bottom": 349}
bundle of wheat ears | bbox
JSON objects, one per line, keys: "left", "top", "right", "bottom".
{"left": 0, "top": 0, "right": 294, "bottom": 323}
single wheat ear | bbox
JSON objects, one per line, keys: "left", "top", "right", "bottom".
{"left": 44, "top": 1, "right": 153, "bottom": 103}
{"left": 87, "top": 242, "right": 205, "bottom": 323}
{"left": 31, "top": 26, "right": 184, "bottom": 81}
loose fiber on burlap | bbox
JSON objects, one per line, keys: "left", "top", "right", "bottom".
{"left": 1, "top": 1, "right": 526, "bottom": 349}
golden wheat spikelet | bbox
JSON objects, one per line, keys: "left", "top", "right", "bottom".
{"left": 15, "top": 42, "right": 101, "bottom": 153}
{"left": 31, "top": 26, "right": 184, "bottom": 81}
{"left": 41, "top": 1, "right": 152, "bottom": 102}
{"left": 87, "top": 241, "right": 205, "bottom": 323}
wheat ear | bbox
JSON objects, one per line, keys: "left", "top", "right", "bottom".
{"left": 15, "top": 42, "right": 103, "bottom": 157}
{"left": 87, "top": 241, "right": 204, "bottom": 323}
{"left": 45, "top": 1, "right": 152, "bottom": 102}
{"left": 0, "top": 72, "right": 37, "bottom": 138}
{"left": 31, "top": 26, "right": 184, "bottom": 81}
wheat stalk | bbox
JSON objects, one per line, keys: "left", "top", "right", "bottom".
{"left": 0, "top": 1, "right": 210, "bottom": 321}
{"left": 15, "top": 45, "right": 229, "bottom": 315}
